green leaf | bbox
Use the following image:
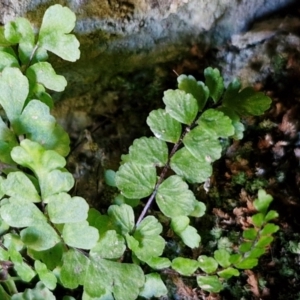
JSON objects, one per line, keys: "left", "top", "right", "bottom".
{"left": 197, "top": 275, "right": 223, "bottom": 293}
{"left": 0, "top": 247, "right": 9, "bottom": 261}
{"left": 189, "top": 200, "right": 206, "bottom": 218}
{"left": 144, "top": 257, "right": 171, "bottom": 269}
{"left": 229, "top": 253, "right": 242, "bottom": 264}
{"left": 127, "top": 137, "right": 168, "bottom": 167}
{"left": 8, "top": 245, "right": 22, "bottom": 263}
{"left": 47, "top": 193, "right": 89, "bottom": 223}
{"left": 62, "top": 221, "right": 99, "bottom": 250}
{"left": 30, "top": 83, "right": 53, "bottom": 108}
{"left": 214, "top": 249, "right": 231, "bottom": 268}
{"left": 243, "top": 228, "right": 257, "bottom": 240}
{"left": 115, "top": 162, "right": 156, "bottom": 199}
{"left": 234, "top": 257, "right": 258, "bottom": 269}
{"left": 38, "top": 5, "right": 80, "bottom": 62}
{"left": 247, "top": 247, "right": 266, "bottom": 258}
{"left": 253, "top": 189, "right": 273, "bottom": 214}
{"left": 223, "top": 78, "right": 241, "bottom": 104}
{"left": 11, "top": 282, "right": 55, "bottom": 300}
{"left": 223, "top": 86, "right": 271, "bottom": 116}
{"left": 217, "top": 267, "right": 240, "bottom": 279}
{"left": 0, "top": 198, "right": 46, "bottom": 227}
{"left": 238, "top": 242, "right": 253, "bottom": 253}
{"left": 4, "top": 17, "right": 35, "bottom": 64}
{"left": 139, "top": 273, "right": 167, "bottom": 298}
{"left": 20, "top": 223, "right": 60, "bottom": 251}
{"left": 0, "top": 116, "right": 18, "bottom": 164}
{"left": 4, "top": 233, "right": 24, "bottom": 251}
{"left": 90, "top": 230, "right": 126, "bottom": 260}
{"left": 107, "top": 204, "right": 135, "bottom": 235}
{"left": 197, "top": 255, "right": 218, "bottom": 274}
{"left": 11, "top": 140, "right": 72, "bottom": 191}
{"left": 16, "top": 100, "right": 70, "bottom": 156}
{"left": 60, "top": 249, "right": 88, "bottom": 289}
{"left": 0, "top": 177, "right": 4, "bottom": 199}
{"left": 156, "top": 175, "right": 196, "bottom": 218}
{"left": 231, "top": 119, "right": 245, "bottom": 140}
{"left": 82, "top": 291, "right": 113, "bottom": 300}
{"left": 264, "top": 210, "right": 279, "bottom": 222}
{"left": 204, "top": 67, "right": 224, "bottom": 103}
{"left": 172, "top": 257, "right": 199, "bottom": 276}
{"left": 170, "top": 147, "right": 212, "bottom": 183}
{"left": 4, "top": 18, "right": 32, "bottom": 44}
{"left": 183, "top": 126, "right": 222, "bottom": 162}
{"left": 104, "top": 169, "right": 116, "bottom": 187}
{"left": 88, "top": 209, "right": 114, "bottom": 236}
{"left": 260, "top": 223, "right": 279, "bottom": 235}
{"left": 34, "top": 260, "right": 57, "bottom": 290}
{"left": 252, "top": 213, "right": 264, "bottom": 227}
{"left": 0, "top": 48, "right": 19, "bottom": 71}
{"left": 127, "top": 216, "right": 165, "bottom": 262}
{"left": 113, "top": 194, "right": 140, "bottom": 208}
{"left": 288, "top": 241, "right": 300, "bottom": 254}
{"left": 171, "top": 216, "right": 190, "bottom": 233}
{"left": 0, "top": 27, "right": 13, "bottom": 46}
{"left": 32, "top": 47, "right": 49, "bottom": 63}
{"left": 26, "top": 62, "right": 67, "bottom": 92}
{"left": 147, "top": 108, "right": 181, "bottom": 143}
{"left": 85, "top": 258, "right": 144, "bottom": 300}
{"left": 177, "top": 74, "right": 209, "bottom": 111}
{"left": 255, "top": 236, "right": 274, "bottom": 248}
{"left": 36, "top": 143, "right": 67, "bottom": 172}
{"left": 0, "top": 67, "right": 28, "bottom": 124}
{"left": 178, "top": 225, "right": 201, "bottom": 249}
{"left": 14, "top": 260, "right": 37, "bottom": 282}
{"left": 27, "top": 242, "right": 64, "bottom": 270}
{"left": 40, "top": 169, "right": 74, "bottom": 199}
{"left": 198, "top": 109, "right": 234, "bottom": 138}
{"left": 3, "top": 171, "right": 40, "bottom": 202}
{"left": 218, "top": 107, "right": 245, "bottom": 140}
{"left": 163, "top": 89, "right": 198, "bottom": 125}
{"left": 0, "top": 285, "right": 10, "bottom": 300}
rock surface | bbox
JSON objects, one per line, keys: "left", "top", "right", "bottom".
{"left": 0, "top": 0, "right": 299, "bottom": 132}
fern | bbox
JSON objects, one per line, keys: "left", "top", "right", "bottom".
{"left": 0, "top": 4, "right": 278, "bottom": 299}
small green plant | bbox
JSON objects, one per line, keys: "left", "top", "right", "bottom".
{"left": 0, "top": 4, "right": 279, "bottom": 299}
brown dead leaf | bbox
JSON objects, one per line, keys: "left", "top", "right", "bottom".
{"left": 213, "top": 208, "right": 235, "bottom": 225}
{"left": 212, "top": 208, "right": 230, "bottom": 219}
{"left": 246, "top": 199, "right": 256, "bottom": 212}
{"left": 198, "top": 290, "right": 221, "bottom": 300}
{"left": 240, "top": 189, "right": 252, "bottom": 203}
{"left": 270, "top": 101, "right": 285, "bottom": 117}
{"left": 171, "top": 274, "right": 199, "bottom": 300}
{"left": 246, "top": 216, "right": 254, "bottom": 227}
{"left": 225, "top": 157, "right": 252, "bottom": 176}
{"left": 294, "top": 148, "right": 300, "bottom": 159}
{"left": 226, "top": 140, "right": 240, "bottom": 158}
{"left": 224, "top": 172, "right": 231, "bottom": 179}
{"left": 240, "top": 217, "right": 252, "bottom": 229}
{"left": 278, "top": 110, "right": 298, "bottom": 138}
{"left": 245, "top": 270, "right": 260, "bottom": 298}
{"left": 233, "top": 207, "right": 248, "bottom": 228}
{"left": 272, "top": 140, "right": 288, "bottom": 160}
{"left": 233, "top": 207, "right": 245, "bottom": 218}
{"left": 253, "top": 82, "right": 264, "bottom": 92}
{"left": 206, "top": 293, "right": 221, "bottom": 300}
{"left": 257, "top": 133, "right": 274, "bottom": 150}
